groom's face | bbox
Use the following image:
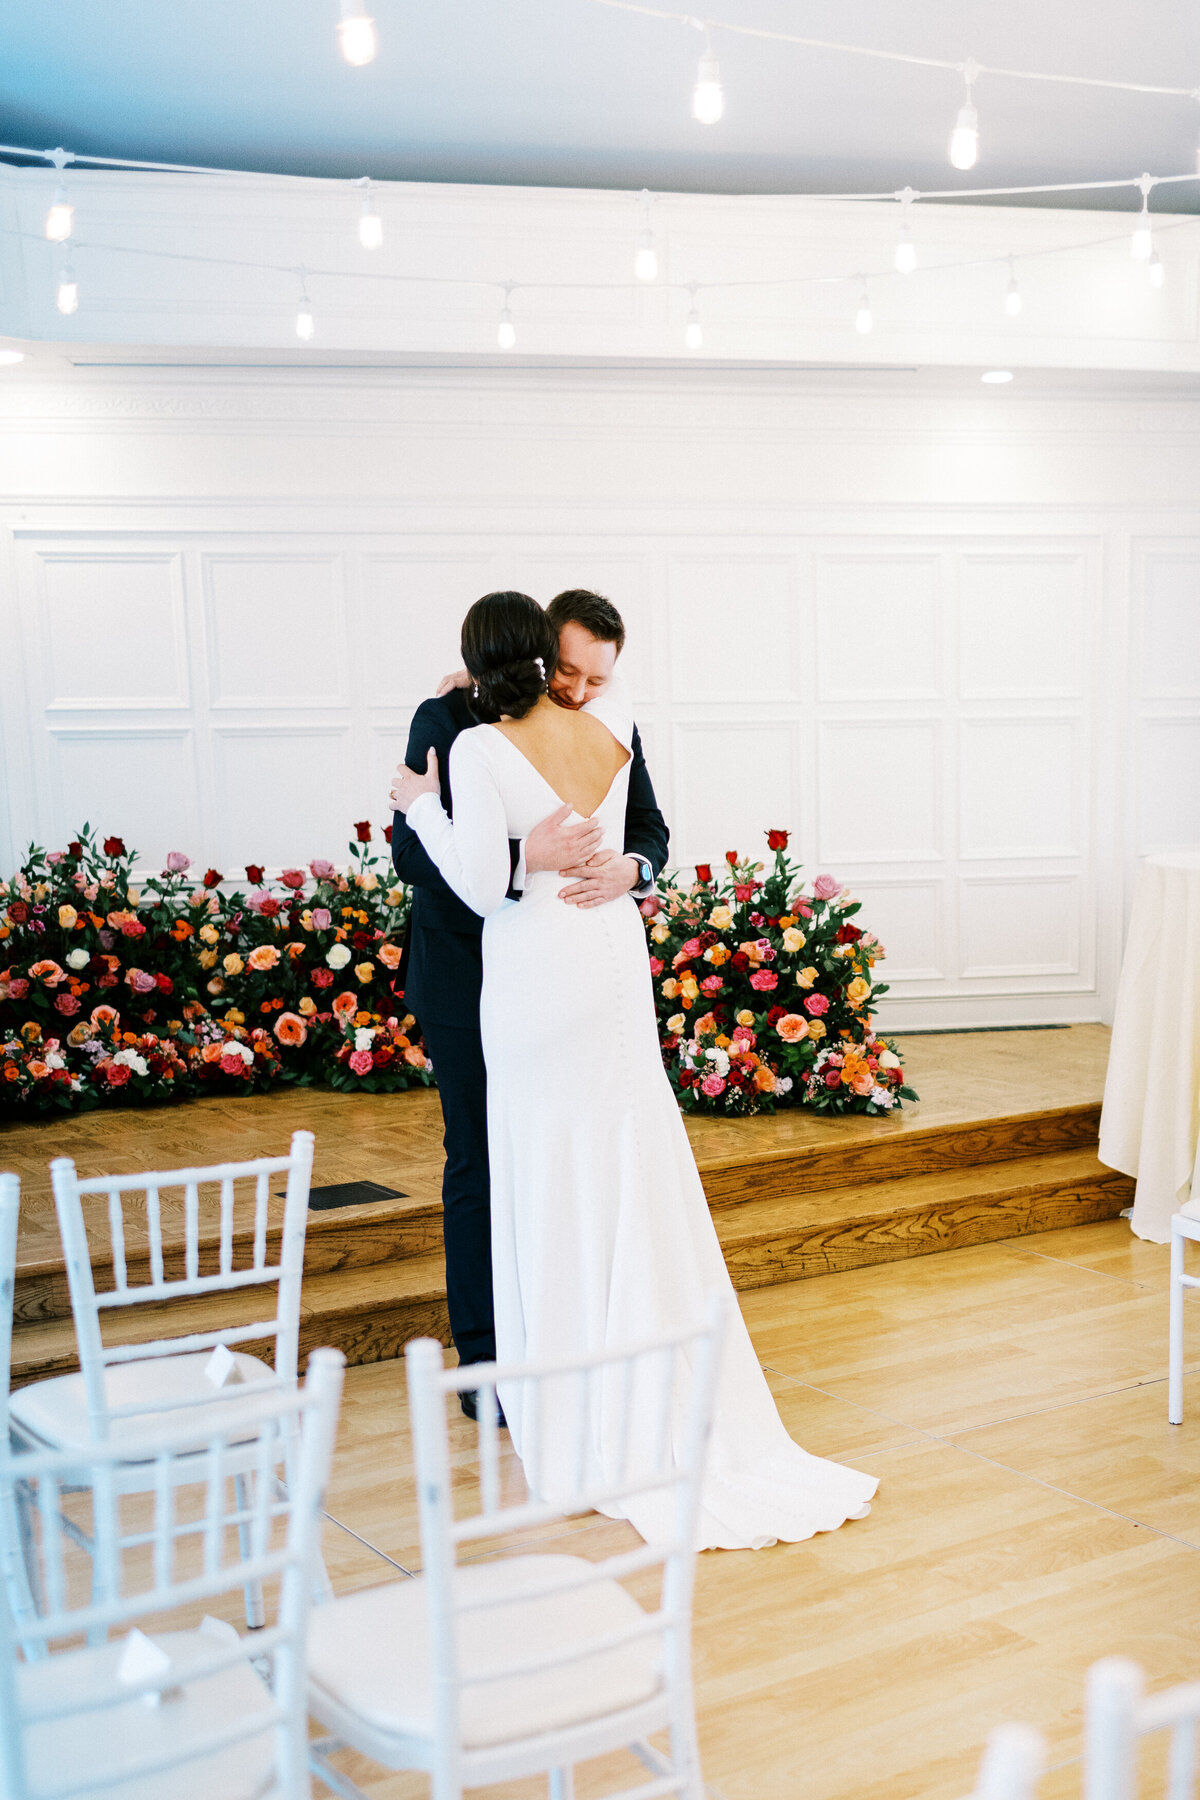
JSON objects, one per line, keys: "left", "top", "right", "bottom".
{"left": 549, "top": 621, "right": 618, "bottom": 711}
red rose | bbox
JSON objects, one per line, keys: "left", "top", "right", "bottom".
{"left": 68, "top": 841, "right": 83, "bottom": 858}
{"left": 155, "top": 973, "right": 173, "bottom": 994}
{"left": 105, "top": 1062, "right": 131, "bottom": 1087}
{"left": 749, "top": 970, "right": 778, "bottom": 992}
{"left": 730, "top": 952, "right": 749, "bottom": 971}
{"left": 767, "top": 1006, "right": 785, "bottom": 1025}
{"left": 734, "top": 884, "right": 755, "bottom": 903}
{"left": 354, "top": 822, "right": 372, "bottom": 844}
{"left": 767, "top": 830, "right": 789, "bottom": 851}
{"left": 725, "top": 851, "right": 739, "bottom": 866}
{"left": 245, "top": 864, "right": 265, "bottom": 885}
{"left": 679, "top": 1069, "right": 697, "bottom": 1089}
{"left": 103, "top": 836, "right": 126, "bottom": 858}
{"left": 824, "top": 1069, "right": 842, "bottom": 1088}
{"left": 258, "top": 897, "right": 281, "bottom": 919}
{"left": 311, "top": 968, "right": 334, "bottom": 988}
{"left": 836, "top": 923, "right": 863, "bottom": 944}
{"left": 384, "top": 824, "right": 393, "bottom": 844}
{"left": 8, "top": 901, "right": 29, "bottom": 924}
{"left": 694, "top": 863, "right": 713, "bottom": 884}
{"left": 203, "top": 868, "right": 223, "bottom": 889}
{"left": 649, "top": 956, "right": 664, "bottom": 976}
{"left": 352, "top": 930, "right": 372, "bottom": 950}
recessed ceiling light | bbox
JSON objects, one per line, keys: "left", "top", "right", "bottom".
{"left": 0, "top": 349, "right": 26, "bottom": 366}
{"left": 981, "top": 369, "right": 1013, "bottom": 384}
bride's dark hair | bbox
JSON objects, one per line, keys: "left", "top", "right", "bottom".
{"left": 461, "top": 591, "right": 558, "bottom": 723}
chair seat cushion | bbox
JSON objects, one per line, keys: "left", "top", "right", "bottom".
{"left": 8, "top": 1352, "right": 276, "bottom": 1457}
{"left": 17, "top": 1626, "right": 279, "bottom": 1800}
{"left": 307, "top": 1554, "right": 664, "bottom": 1751}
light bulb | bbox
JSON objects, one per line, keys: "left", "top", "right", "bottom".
{"left": 358, "top": 203, "right": 383, "bottom": 250}
{"left": 894, "top": 228, "right": 916, "bottom": 275}
{"left": 337, "top": 8, "right": 376, "bottom": 65}
{"left": 56, "top": 268, "right": 78, "bottom": 315}
{"left": 692, "top": 52, "right": 724, "bottom": 124}
{"left": 1131, "top": 209, "right": 1153, "bottom": 261}
{"left": 635, "top": 233, "right": 658, "bottom": 282}
{"left": 497, "top": 310, "right": 516, "bottom": 350}
{"left": 981, "top": 370, "right": 1013, "bottom": 384}
{"left": 685, "top": 308, "right": 703, "bottom": 350}
{"left": 45, "top": 186, "right": 74, "bottom": 242}
{"left": 948, "top": 101, "right": 979, "bottom": 170}
{"left": 1148, "top": 251, "right": 1166, "bottom": 288}
{"left": 854, "top": 286, "right": 872, "bottom": 334}
{"left": 1005, "top": 274, "right": 1023, "bottom": 317}
{"left": 296, "top": 307, "right": 315, "bottom": 341}
{"left": 0, "top": 349, "right": 26, "bottom": 365}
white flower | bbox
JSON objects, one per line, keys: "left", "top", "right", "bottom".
{"left": 878, "top": 1048, "right": 901, "bottom": 1070}
{"left": 113, "top": 1049, "right": 149, "bottom": 1076}
{"left": 776, "top": 1076, "right": 793, "bottom": 1094}
{"left": 65, "top": 948, "right": 90, "bottom": 971}
{"left": 869, "top": 1085, "right": 895, "bottom": 1109}
{"left": 326, "top": 943, "right": 352, "bottom": 969}
{"left": 705, "top": 1047, "right": 730, "bottom": 1076}
{"left": 354, "top": 1027, "right": 375, "bottom": 1052}
{"left": 44, "top": 1052, "right": 65, "bottom": 1071}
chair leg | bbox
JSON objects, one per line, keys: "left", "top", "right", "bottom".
{"left": 1170, "top": 1228, "right": 1186, "bottom": 1424}
{"left": 548, "top": 1770, "right": 575, "bottom": 1800}
{"left": 234, "top": 1472, "right": 266, "bottom": 1629}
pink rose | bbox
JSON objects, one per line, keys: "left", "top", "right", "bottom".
{"left": 126, "top": 968, "right": 157, "bottom": 994}
{"left": 247, "top": 889, "right": 273, "bottom": 913}
{"left": 805, "top": 992, "right": 829, "bottom": 1015}
{"left": 348, "top": 1049, "right": 374, "bottom": 1076}
{"left": 97, "top": 973, "right": 118, "bottom": 988}
{"left": 824, "top": 1069, "right": 842, "bottom": 1088}
{"left": 45, "top": 851, "right": 65, "bottom": 866}
{"left": 311, "top": 967, "right": 334, "bottom": 988}
{"left": 280, "top": 868, "right": 306, "bottom": 890}
{"left": 734, "top": 884, "right": 755, "bottom": 902}
{"left": 639, "top": 895, "right": 662, "bottom": 918}
{"left": 120, "top": 917, "right": 146, "bottom": 938}
{"left": 311, "top": 908, "right": 332, "bottom": 931}
{"left": 700, "top": 975, "right": 723, "bottom": 996}
{"left": 699, "top": 1074, "right": 726, "bottom": 1097}
{"left": 8, "top": 978, "right": 29, "bottom": 1000}
{"left": 731, "top": 1026, "right": 756, "bottom": 1047}
{"left": 54, "top": 993, "right": 82, "bottom": 1015}
{"left": 812, "top": 874, "right": 841, "bottom": 900}
{"left": 749, "top": 970, "right": 778, "bottom": 991}
{"left": 649, "top": 957, "right": 664, "bottom": 976}
{"left": 680, "top": 937, "right": 701, "bottom": 959}
{"left": 165, "top": 851, "right": 191, "bottom": 873}
{"left": 219, "top": 1052, "right": 245, "bottom": 1077}
{"left": 309, "top": 860, "right": 336, "bottom": 881}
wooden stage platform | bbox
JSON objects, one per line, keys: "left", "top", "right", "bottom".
{"left": 2, "top": 1025, "right": 1129, "bottom": 1384}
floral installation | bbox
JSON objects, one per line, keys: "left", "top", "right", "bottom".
{"left": 645, "top": 830, "right": 917, "bottom": 1117}
{"left": 326, "top": 1009, "right": 435, "bottom": 1094}
{"left": 0, "top": 823, "right": 430, "bottom": 1114}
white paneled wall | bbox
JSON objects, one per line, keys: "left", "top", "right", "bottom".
{"left": 1, "top": 368, "right": 1199, "bottom": 1028}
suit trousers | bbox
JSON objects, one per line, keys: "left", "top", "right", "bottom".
{"left": 418, "top": 1016, "right": 496, "bottom": 1365}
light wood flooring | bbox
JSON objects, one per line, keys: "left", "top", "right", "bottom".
{"left": 270, "top": 1214, "right": 1188, "bottom": 1800}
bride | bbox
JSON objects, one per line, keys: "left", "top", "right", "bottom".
{"left": 393, "top": 591, "right": 876, "bottom": 1550}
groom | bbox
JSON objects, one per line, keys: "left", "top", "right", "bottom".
{"left": 390, "top": 589, "right": 670, "bottom": 1404}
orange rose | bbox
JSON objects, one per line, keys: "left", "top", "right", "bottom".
{"left": 28, "top": 959, "right": 66, "bottom": 986}
{"left": 353, "top": 960, "right": 375, "bottom": 984}
{"left": 403, "top": 1045, "right": 427, "bottom": 1067}
{"left": 775, "top": 1013, "right": 809, "bottom": 1043}
{"left": 3, "top": 1063, "right": 19, "bottom": 1082}
{"left": 89, "top": 1004, "right": 119, "bottom": 1028}
{"left": 753, "top": 1065, "right": 776, "bottom": 1092}
{"left": 847, "top": 976, "right": 871, "bottom": 1007}
{"left": 378, "top": 942, "right": 402, "bottom": 970}
{"left": 246, "top": 944, "right": 280, "bottom": 972}
{"left": 331, "top": 992, "right": 357, "bottom": 1017}
{"left": 274, "top": 1011, "right": 307, "bottom": 1047}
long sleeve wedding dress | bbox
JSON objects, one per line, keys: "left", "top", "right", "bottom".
{"left": 406, "top": 690, "right": 876, "bottom": 1550}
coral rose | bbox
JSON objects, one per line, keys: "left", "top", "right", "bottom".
{"left": 378, "top": 941, "right": 402, "bottom": 970}
{"left": 753, "top": 1065, "right": 777, "bottom": 1092}
{"left": 331, "top": 991, "right": 358, "bottom": 1017}
{"left": 403, "top": 1045, "right": 428, "bottom": 1067}
{"left": 775, "top": 1013, "right": 809, "bottom": 1043}
{"left": 274, "top": 1012, "right": 307, "bottom": 1047}
{"left": 247, "top": 945, "right": 281, "bottom": 971}
{"left": 279, "top": 868, "right": 306, "bottom": 890}
{"left": 90, "top": 1005, "right": 119, "bottom": 1027}
{"left": 29, "top": 960, "right": 66, "bottom": 986}
{"left": 348, "top": 1048, "right": 374, "bottom": 1075}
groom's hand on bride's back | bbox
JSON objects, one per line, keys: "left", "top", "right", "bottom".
{"left": 435, "top": 667, "right": 471, "bottom": 698}
{"left": 525, "top": 804, "right": 604, "bottom": 877}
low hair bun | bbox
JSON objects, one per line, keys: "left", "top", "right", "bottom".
{"left": 474, "top": 657, "right": 546, "bottom": 723}
{"left": 461, "top": 591, "right": 558, "bottom": 722}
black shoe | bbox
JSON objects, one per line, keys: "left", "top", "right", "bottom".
{"left": 460, "top": 1388, "right": 507, "bottom": 1428}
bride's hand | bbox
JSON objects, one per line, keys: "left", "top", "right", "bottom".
{"left": 389, "top": 749, "right": 440, "bottom": 814}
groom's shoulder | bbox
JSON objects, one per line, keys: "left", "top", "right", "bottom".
{"left": 412, "top": 688, "right": 475, "bottom": 744}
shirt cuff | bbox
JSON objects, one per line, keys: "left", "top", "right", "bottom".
{"left": 511, "top": 839, "right": 528, "bottom": 895}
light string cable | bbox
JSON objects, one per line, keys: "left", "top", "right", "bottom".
{"left": 584, "top": 0, "right": 1200, "bottom": 101}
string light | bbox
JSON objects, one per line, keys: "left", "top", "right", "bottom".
{"left": 692, "top": 28, "right": 724, "bottom": 124}
{"left": 684, "top": 285, "right": 703, "bottom": 349}
{"left": 43, "top": 148, "right": 75, "bottom": 242}
{"left": 1148, "top": 250, "right": 1166, "bottom": 287}
{"left": 981, "top": 369, "right": 1013, "bottom": 384}
{"left": 355, "top": 177, "right": 383, "bottom": 249}
{"left": 1131, "top": 174, "right": 1154, "bottom": 259}
{"left": 949, "top": 60, "right": 980, "bottom": 170}
{"left": 1004, "top": 258, "right": 1023, "bottom": 316}
{"left": 854, "top": 278, "right": 872, "bottom": 334}
{"left": 893, "top": 187, "right": 917, "bottom": 273}
{"left": 497, "top": 284, "right": 516, "bottom": 349}
{"left": 0, "top": 350, "right": 25, "bottom": 365}
{"left": 337, "top": 0, "right": 377, "bottom": 66}
{"left": 55, "top": 263, "right": 78, "bottom": 316}
{"left": 634, "top": 189, "right": 658, "bottom": 281}
{"left": 295, "top": 272, "right": 315, "bottom": 340}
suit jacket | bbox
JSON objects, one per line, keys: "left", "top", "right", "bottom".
{"left": 392, "top": 689, "right": 670, "bottom": 1030}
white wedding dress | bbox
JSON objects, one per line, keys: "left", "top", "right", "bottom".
{"left": 407, "top": 689, "right": 877, "bottom": 1550}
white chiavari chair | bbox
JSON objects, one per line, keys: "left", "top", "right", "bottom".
{"left": 1086, "top": 1656, "right": 1200, "bottom": 1800}
{"left": 956, "top": 1724, "right": 1045, "bottom": 1800}
{"left": 7, "top": 1133, "right": 315, "bottom": 1628}
{"left": 0, "top": 1346, "right": 344, "bottom": 1800}
{"left": 1, "top": 1170, "right": 42, "bottom": 1649}
{"left": 307, "top": 1294, "right": 728, "bottom": 1800}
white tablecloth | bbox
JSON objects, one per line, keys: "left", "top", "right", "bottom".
{"left": 1099, "top": 850, "right": 1200, "bottom": 1243}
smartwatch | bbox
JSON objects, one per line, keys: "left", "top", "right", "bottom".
{"left": 631, "top": 856, "right": 654, "bottom": 896}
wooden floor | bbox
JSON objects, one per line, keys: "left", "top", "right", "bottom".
{"left": 142, "top": 1215, "right": 1186, "bottom": 1800}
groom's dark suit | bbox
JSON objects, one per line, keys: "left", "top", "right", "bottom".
{"left": 391, "top": 686, "right": 670, "bottom": 1364}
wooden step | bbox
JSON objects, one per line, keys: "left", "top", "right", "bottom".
{"left": 696, "top": 1102, "right": 1103, "bottom": 1212}
{"left": 714, "top": 1148, "right": 1133, "bottom": 1288}
{"left": 9, "top": 1253, "right": 452, "bottom": 1389}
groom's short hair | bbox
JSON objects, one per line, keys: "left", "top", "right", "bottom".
{"left": 546, "top": 589, "right": 626, "bottom": 656}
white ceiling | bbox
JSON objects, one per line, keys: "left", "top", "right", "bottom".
{"left": 2, "top": 0, "right": 1199, "bottom": 208}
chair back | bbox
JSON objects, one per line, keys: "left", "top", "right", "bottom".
{"left": 0, "top": 1171, "right": 18, "bottom": 1421}
{"left": 0, "top": 1345, "right": 344, "bottom": 1800}
{"left": 1086, "top": 1657, "right": 1200, "bottom": 1800}
{"left": 404, "top": 1294, "right": 727, "bottom": 1788}
{"left": 960, "top": 1724, "right": 1045, "bottom": 1800}
{"left": 48, "top": 1131, "right": 313, "bottom": 1436}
